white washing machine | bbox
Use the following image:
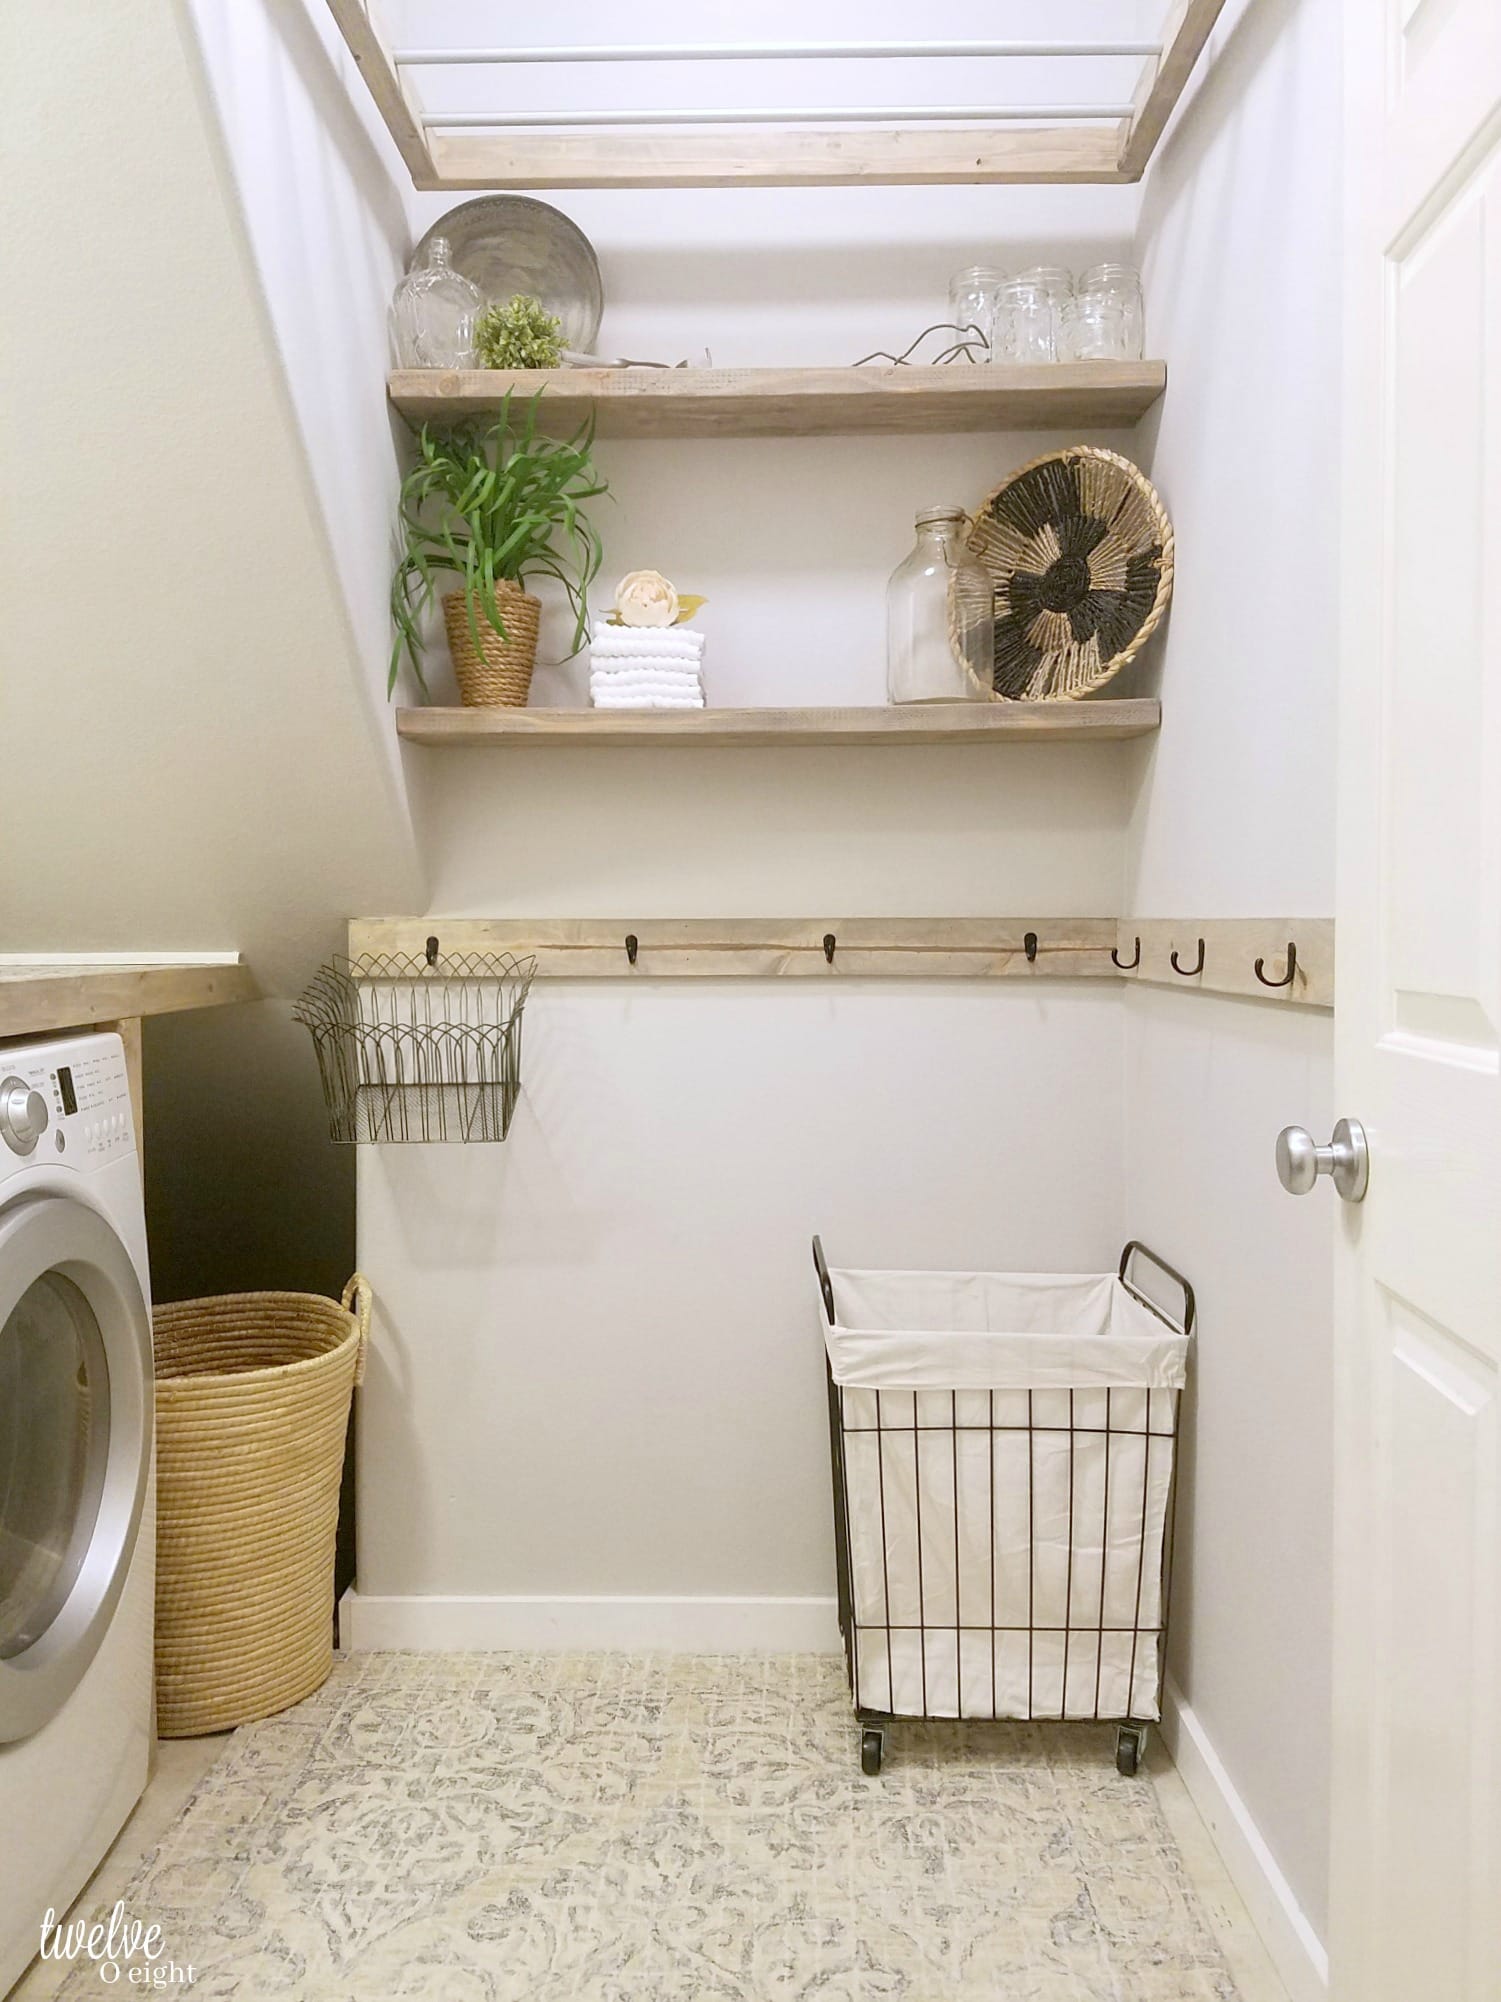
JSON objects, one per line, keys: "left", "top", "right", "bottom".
{"left": 0, "top": 1032, "right": 153, "bottom": 1994}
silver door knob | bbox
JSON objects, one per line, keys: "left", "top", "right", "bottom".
{"left": 1275, "top": 1118, "right": 1369, "bottom": 1202}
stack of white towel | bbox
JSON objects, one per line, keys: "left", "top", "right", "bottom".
{"left": 589, "top": 624, "right": 706, "bottom": 709}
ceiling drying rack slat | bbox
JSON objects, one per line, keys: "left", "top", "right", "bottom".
{"left": 388, "top": 362, "right": 1166, "bottom": 436}
{"left": 393, "top": 701, "right": 1162, "bottom": 748}
{"left": 329, "top": 2, "right": 1230, "bottom": 189}
{"left": 346, "top": 919, "right": 1334, "bottom": 1008}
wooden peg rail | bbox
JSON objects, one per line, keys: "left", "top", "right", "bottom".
{"left": 1110, "top": 919, "right": 1334, "bottom": 1008}
{"left": 349, "top": 918, "right": 1334, "bottom": 1008}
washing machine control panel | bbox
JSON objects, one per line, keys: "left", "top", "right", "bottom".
{"left": 0, "top": 1035, "right": 135, "bottom": 1168}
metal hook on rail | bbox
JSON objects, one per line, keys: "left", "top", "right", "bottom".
{"left": 1254, "top": 941, "right": 1297, "bottom": 989}
{"left": 1170, "top": 937, "right": 1206, "bottom": 978}
{"left": 823, "top": 933, "right": 836, "bottom": 964}
{"left": 1111, "top": 935, "right": 1141, "bottom": 970}
{"left": 625, "top": 933, "right": 638, "bottom": 966}
{"left": 1024, "top": 931, "right": 1038, "bottom": 963}
{"left": 425, "top": 935, "right": 439, "bottom": 968}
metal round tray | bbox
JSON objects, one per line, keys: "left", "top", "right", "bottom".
{"left": 413, "top": 197, "right": 603, "bottom": 353}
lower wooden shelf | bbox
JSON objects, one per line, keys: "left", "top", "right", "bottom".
{"left": 394, "top": 700, "right": 1160, "bottom": 748}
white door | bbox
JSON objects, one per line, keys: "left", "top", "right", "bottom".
{"left": 1333, "top": 0, "right": 1501, "bottom": 1995}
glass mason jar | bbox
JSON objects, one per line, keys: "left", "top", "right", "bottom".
{"left": 947, "top": 265, "right": 1004, "bottom": 360}
{"left": 887, "top": 506, "right": 995, "bottom": 703}
{"left": 997, "top": 266, "right": 1074, "bottom": 364}
{"left": 1077, "top": 263, "right": 1145, "bottom": 359}
{"left": 390, "top": 236, "right": 483, "bottom": 369}
{"left": 1061, "top": 290, "right": 1130, "bottom": 360}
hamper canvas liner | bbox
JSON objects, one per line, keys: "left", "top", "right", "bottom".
{"left": 152, "top": 1276, "right": 371, "bottom": 1737}
{"left": 823, "top": 1266, "right": 1190, "bottom": 1724}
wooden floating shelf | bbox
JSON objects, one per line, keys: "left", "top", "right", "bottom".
{"left": 394, "top": 700, "right": 1161, "bottom": 749}
{"left": 387, "top": 363, "right": 1167, "bottom": 438}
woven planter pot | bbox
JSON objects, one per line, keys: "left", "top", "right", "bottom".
{"left": 443, "top": 582, "right": 541, "bottom": 707}
{"left": 152, "top": 1276, "right": 371, "bottom": 1737}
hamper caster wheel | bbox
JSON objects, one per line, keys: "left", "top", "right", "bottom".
{"left": 1116, "top": 1724, "right": 1147, "bottom": 1776}
{"left": 860, "top": 1729, "right": 885, "bottom": 1777}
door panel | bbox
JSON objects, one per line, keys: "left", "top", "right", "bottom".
{"left": 1336, "top": 0, "right": 1501, "bottom": 1994}
{"left": 1377, "top": 1292, "right": 1497, "bottom": 2000}
{"left": 1385, "top": 142, "right": 1501, "bottom": 1040}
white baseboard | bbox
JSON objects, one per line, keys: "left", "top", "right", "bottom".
{"left": 1160, "top": 1677, "right": 1328, "bottom": 2002}
{"left": 340, "top": 1589, "right": 843, "bottom": 1655}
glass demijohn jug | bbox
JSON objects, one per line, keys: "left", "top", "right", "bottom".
{"left": 390, "top": 236, "right": 483, "bottom": 369}
{"left": 887, "top": 506, "right": 995, "bottom": 703}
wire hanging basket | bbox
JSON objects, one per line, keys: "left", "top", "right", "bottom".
{"left": 293, "top": 945, "right": 536, "bottom": 1144}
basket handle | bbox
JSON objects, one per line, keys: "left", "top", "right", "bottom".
{"left": 1118, "top": 1241, "right": 1195, "bottom": 1338}
{"left": 811, "top": 1236, "right": 836, "bottom": 1326}
{"left": 341, "top": 1273, "right": 374, "bottom": 1386}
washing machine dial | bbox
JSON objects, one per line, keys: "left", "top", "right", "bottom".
{"left": 0, "top": 1078, "right": 49, "bottom": 1156}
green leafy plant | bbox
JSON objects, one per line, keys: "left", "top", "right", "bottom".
{"left": 475, "top": 294, "right": 564, "bottom": 370}
{"left": 390, "top": 394, "right": 608, "bottom": 698}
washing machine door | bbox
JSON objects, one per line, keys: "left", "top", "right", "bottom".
{"left": 0, "top": 1194, "right": 150, "bottom": 1742}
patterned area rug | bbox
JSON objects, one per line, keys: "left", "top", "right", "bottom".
{"left": 61, "top": 1653, "right": 1240, "bottom": 2001}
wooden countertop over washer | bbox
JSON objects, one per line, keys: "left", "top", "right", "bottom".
{"left": 0, "top": 960, "right": 258, "bottom": 1042}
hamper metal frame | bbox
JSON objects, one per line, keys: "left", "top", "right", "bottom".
{"left": 816, "top": 1235, "right": 1194, "bottom": 1776}
{"left": 294, "top": 944, "right": 535, "bottom": 1144}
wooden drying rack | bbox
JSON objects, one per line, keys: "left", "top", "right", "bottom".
{"left": 329, "top": 1, "right": 1229, "bottom": 190}
{"left": 349, "top": 918, "right": 1335, "bottom": 1010}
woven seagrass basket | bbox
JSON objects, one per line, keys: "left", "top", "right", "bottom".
{"left": 443, "top": 581, "right": 541, "bottom": 707}
{"left": 965, "top": 446, "right": 1174, "bottom": 702}
{"left": 152, "top": 1275, "right": 371, "bottom": 1737}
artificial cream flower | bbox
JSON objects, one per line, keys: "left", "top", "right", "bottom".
{"left": 614, "top": 569, "right": 680, "bottom": 628}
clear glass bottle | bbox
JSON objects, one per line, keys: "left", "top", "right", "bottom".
{"left": 997, "top": 266, "right": 1074, "bottom": 364}
{"left": 887, "top": 506, "right": 995, "bottom": 703}
{"left": 947, "top": 265, "right": 1004, "bottom": 360}
{"left": 1077, "top": 263, "right": 1145, "bottom": 359}
{"left": 390, "top": 236, "right": 483, "bottom": 369}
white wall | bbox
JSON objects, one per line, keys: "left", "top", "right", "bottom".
{"left": 181, "top": 0, "right": 430, "bottom": 738}
{"left": 357, "top": 983, "right": 1124, "bottom": 1630}
{"left": 1124, "top": 0, "right": 1339, "bottom": 1976}
{"left": 355, "top": 0, "right": 1149, "bottom": 1636}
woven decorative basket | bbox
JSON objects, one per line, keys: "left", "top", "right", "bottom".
{"left": 965, "top": 446, "right": 1174, "bottom": 701}
{"left": 443, "top": 582, "right": 541, "bottom": 707}
{"left": 152, "top": 1275, "right": 371, "bottom": 1737}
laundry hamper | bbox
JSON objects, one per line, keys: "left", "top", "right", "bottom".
{"left": 815, "top": 1238, "right": 1193, "bottom": 1777}
{"left": 152, "top": 1275, "right": 371, "bottom": 1736}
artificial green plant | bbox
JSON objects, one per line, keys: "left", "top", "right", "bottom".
{"left": 389, "top": 393, "right": 607, "bottom": 698}
{"left": 475, "top": 294, "right": 565, "bottom": 371}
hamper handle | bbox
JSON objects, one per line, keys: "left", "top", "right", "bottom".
{"left": 811, "top": 1236, "right": 836, "bottom": 1326}
{"left": 1118, "top": 1240, "right": 1195, "bottom": 1338}
{"left": 341, "top": 1273, "right": 374, "bottom": 1386}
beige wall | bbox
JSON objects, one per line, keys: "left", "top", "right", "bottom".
{"left": 0, "top": 0, "right": 426, "bottom": 1301}
{"left": 0, "top": 0, "right": 422, "bottom": 988}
